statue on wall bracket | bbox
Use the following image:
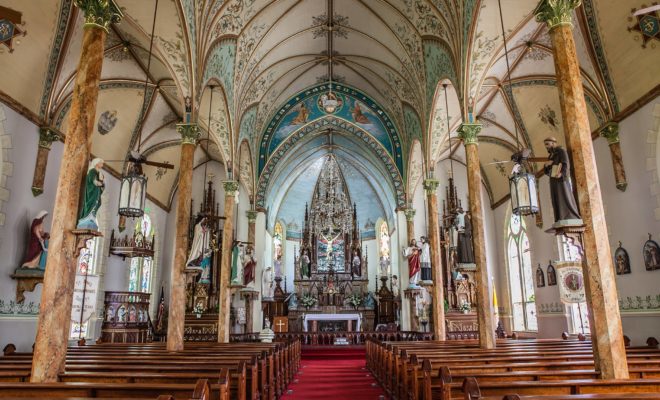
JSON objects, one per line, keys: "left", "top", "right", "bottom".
{"left": 76, "top": 158, "right": 105, "bottom": 231}
{"left": 543, "top": 137, "right": 581, "bottom": 225}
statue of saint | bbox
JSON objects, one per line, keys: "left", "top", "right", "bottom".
{"left": 352, "top": 251, "right": 361, "bottom": 278}
{"left": 379, "top": 255, "right": 390, "bottom": 277}
{"left": 364, "top": 292, "right": 376, "bottom": 308}
{"left": 391, "top": 275, "right": 400, "bottom": 295}
{"left": 77, "top": 158, "right": 105, "bottom": 230}
{"left": 457, "top": 211, "right": 475, "bottom": 264}
{"left": 262, "top": 266, "right": 274, "bottom": 299}
{"left": 419, "top": 236, "right": 431, "bottom": 282}
{"left": 287, "top": 292, "right": 298, "bottom": 309}
{"left": 186, "top": 217, "right": 209, "bottom": 270}
{"left": 403, "top": 239, "right": 421, "bottom": 287}
{"left": 243, "top": 246, "right": 257, "bottom": 285}
{"left": 543, "top": 137, "right": 581, "bottom": 222}
{"left": 300, "top": 249, "right": 311, "bottom": 279}
{"left": 20, "top": 210, "right": 50, "bottom": 270}
{"left": 231, "top": 242, "right": 243, "bottom": 285}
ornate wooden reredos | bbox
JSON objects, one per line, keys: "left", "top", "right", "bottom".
{"left": 296, "top": 155, "right": 368, "bottom": 306}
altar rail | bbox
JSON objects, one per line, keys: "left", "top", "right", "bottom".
{"left": 230, "top": 331, "right": 434, "bottom": 345}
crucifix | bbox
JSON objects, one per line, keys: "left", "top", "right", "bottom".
{"left": 275, "top": 319, "right": 286, "bottom": 333}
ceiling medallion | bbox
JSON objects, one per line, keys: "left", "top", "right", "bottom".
{"left": 0, "top": 6, "right": 27, "bottom": 53}
{"left": 318, "top": 85, "right": 343, "bottom": 114}
{"left": 628, "top": 4, "right": 660, "bottom": 48}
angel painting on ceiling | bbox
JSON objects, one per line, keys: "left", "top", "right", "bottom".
{"left": 290, "top": 102, "right": 309, "bottom": 125}
{"left": 351, "top": 99, "right": 372, "bottom": 124}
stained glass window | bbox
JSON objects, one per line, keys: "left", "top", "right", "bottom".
{"left": 128, "top": 214, "right": 154, "bottom": 294}
{"left": 506, "top": 214, "right": 537, "bottom": 332}
{"left": 69, "top": 238, "right": 100, "bottom": 339}
{"left": 273, "top": 222, "right": 283, "bottom": 276}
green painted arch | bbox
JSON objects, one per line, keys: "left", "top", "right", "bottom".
{"left": 257, "top": 83, "right": 404, "bottom": 176}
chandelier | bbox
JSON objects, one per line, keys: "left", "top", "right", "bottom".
{"left": 309, "top": 155, "right": 353, "bottom": 238}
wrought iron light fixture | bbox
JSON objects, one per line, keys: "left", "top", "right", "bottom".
{"left": 497, "top": 0, "right": 539, "bottom": 216}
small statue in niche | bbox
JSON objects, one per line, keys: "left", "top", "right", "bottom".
{"left": 379, "top": 255, "right": 390, "bottom": 277}
{"left": 419, "top": 236, "right": 432, "bottom": 282}
{"left": 543, "top": 137, "right": 581, "bottom": 222}
{"left": 352, "top": 248, "right": 362, "bottom": 278}
{"left": 457, "top": 210, "right": 475, "bottom": 264}
{"left": 262, "top": 265, "right": 274, "bottom": 299}
{"left": 19, "top": 210, "right": 50, "bottom": 271}
{"left": 231, "top": 242, "right": 244, "bottom": 285}
{"left": 300, "top": 248, "right": 311, "bottom": 279}
{"left": 614, "top": 242, "right": 631, "bottom": 275}
{"left": 243, "top": 245, "right": 257, "bottom": 286}
{"left": 403, "top": 239, "right": 421, "bottom": 287}
{"left": 77, "top": 158, "right": 105, "bottom": 230}
{"left": 287, "top": 292, "right": 298, "bottom": 309}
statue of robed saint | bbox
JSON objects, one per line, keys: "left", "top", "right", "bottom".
{"left": 77, "top": 158, "right": 105, "bottom": 230}
{"left": 543, "top": 137, "right": 581, "bottom": 222}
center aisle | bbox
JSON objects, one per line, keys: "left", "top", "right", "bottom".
{"left": 282, "top": 346, "right": 385, "bottom": 400}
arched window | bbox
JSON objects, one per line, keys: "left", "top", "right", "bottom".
{"left": 69, "top": 237, "right": 101, "bottom": 339}
{"left": 379, "top": 221, "right": 390, "bottom": 275}
{"left": 128, "top": 213, "right": 154, "bottom": 293}
{"left": 506, "top": 214, "right": 537, "bottom": 332}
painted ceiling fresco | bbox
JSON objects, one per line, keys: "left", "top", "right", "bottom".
{"left": 0, "top": 0, "right": 657, "bottom": 212}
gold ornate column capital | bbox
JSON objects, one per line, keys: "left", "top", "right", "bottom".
{"left": 74, "top": 0, "right": 123, "bottom": 32}
{"left": 176, "top": 123, "right": 200, "bottom": 145}
{"left": 38, "top": 127, "right": 61, "bottom": 150}
{"left": 599, "top": 122, "right": 620, "bottom": 145}
{"left": 423, "top": 178, "right": 440, "bottom": 195}
{"left": 246, "top": 210, "right": 258, "bottom": 223}
{"left": 404, "top": 207, "right": 416, "bottom": 221}
{"left": 458, "top": 123, "right": 482, "bottom": 146}
{"left": 534, "top": 0, "right": 581, "bottom": 30}
{"left": 223, "top": 180, "right": 239, "bottom": 197}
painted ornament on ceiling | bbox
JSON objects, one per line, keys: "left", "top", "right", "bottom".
{"left": 538, "top": 105, "right": 559, "bottom": 130}
{"left": 0, "top": 6, "right": 26, "bottom": 53}
{"left": 97, "top": 110, "right": 118, "bottom": 135}
{"left": 628, "top": 4, "right": 660, "bottom": 48}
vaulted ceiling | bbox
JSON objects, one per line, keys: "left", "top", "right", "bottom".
{"left": 0, "top": 0, "right": 657, "bottom": 211}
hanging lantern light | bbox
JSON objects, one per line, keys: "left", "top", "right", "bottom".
{"left": 509, "top": 157, "right": 539, "bottom": 216}
{"left": 496, "top": 0, "right": 540, "bottom": 217}
{"left": 118, "top": 160, "right": 147, "bottom": 218}
{"left": 117, "top": 0, "right": 159, "bottom": 218}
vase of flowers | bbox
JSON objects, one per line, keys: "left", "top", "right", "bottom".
{"left": 300, "top": 294, "right": 317, "bottom": 310}
{"left": 193, "top": 303, "right": 204, "bottom": 319}
{"left": 346, "top": 293, "right": 362, "bottom": 310}
{"left": 459, "top": 301, "right": 471, "bottom": 314}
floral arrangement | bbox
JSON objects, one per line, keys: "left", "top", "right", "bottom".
{"left": 459, "top": 301, "right": 472, "bottom": 313}
{"left": 346, "top": 293, "right": 362, "bottom": 308}
{"left": 300, "top": 294, "right": 318, "bottom": 308}
{"left": 193, "top": 303, "right": 204, "bottom": 315}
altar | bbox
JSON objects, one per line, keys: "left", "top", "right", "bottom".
{"left": 303, "top": 313, "right": 362, "bottom": 332}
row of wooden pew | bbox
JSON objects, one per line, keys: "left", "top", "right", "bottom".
{"left": 0, "top": 340, "right": 300, "bottom": 400}
{"left": 366, "top": 337, "right": 660, "bottom": 400}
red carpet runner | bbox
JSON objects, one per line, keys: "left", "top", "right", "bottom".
{"left": 282, "top": 346, "right": 385, "bottom": 400}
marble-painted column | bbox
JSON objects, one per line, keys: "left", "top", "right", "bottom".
{"left": 599, "top": 122, "right": 627, "bottom": 191}
{"left": 458, "top": 123, "right": 495, "bottom": 349}
{"left": 31, "top": 127, "right": 61, "bottom": 196}
{"left": 404, "top": 207, "right": 416, "bottom": 243}
{"left": 535, "top": 0, "right": 628, "bottom": 379}
{"left": 166, "top": 123, "right": 200, "bottom": 351}
{"left": 246, "top": 210, "right": 258, "bottom": 247}
{"left": 424, "top": 178, "right": 446, "bottom": 340}
{"left": 218, "top": 180, "right": 239, "bottom": 342}
{"left": 31, "top": 0, "right": 122, "bottom": 383}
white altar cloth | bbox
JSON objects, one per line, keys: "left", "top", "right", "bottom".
{"left": 303, "top": 313, "right": 362, "bottom": 332}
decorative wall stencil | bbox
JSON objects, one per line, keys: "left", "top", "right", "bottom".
{"left": 0, "top": 300, "right": 39, "bottom": 315}
{"left": 493, "top": 159, "right": 507, "bottom": 177}
{"left": 158, "top": 31, "right": 190, "bottom": 93}
{"left": 155, "top": 163, "right": 170, "bottom": 181}
{"left": 312, "top": 13, "right": 349, "bottom": 38}
{"left": 628, "top": 4, "right": 660, "bottom": 48}
{"left": 619, "top": 294, "right": 660, "bottom": 311}
{"left": 238, "top": 140, "right": 254, "bottom": 199}
{"left": 97, "top": 110, "right": 118, "bottom": 135}
{"left": 538, "top": 302, "right": 563, "bottom": 314}
{"left": 614, "top": 241, "right": 631, "bottom": 275}
{"left": 643, "top": 234, "right": 660, "bottom": 271}
{"left": 105, "top": 46, "right": 132, "bottom": 62}
{"left": 424, "top": 39, "right": 458, "bottom": 109}
{"left": 0, "top": 6, "right": 26, "bottom": 53}
{"left": 202, "top": 39, "right": 236, "bottom": 113}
